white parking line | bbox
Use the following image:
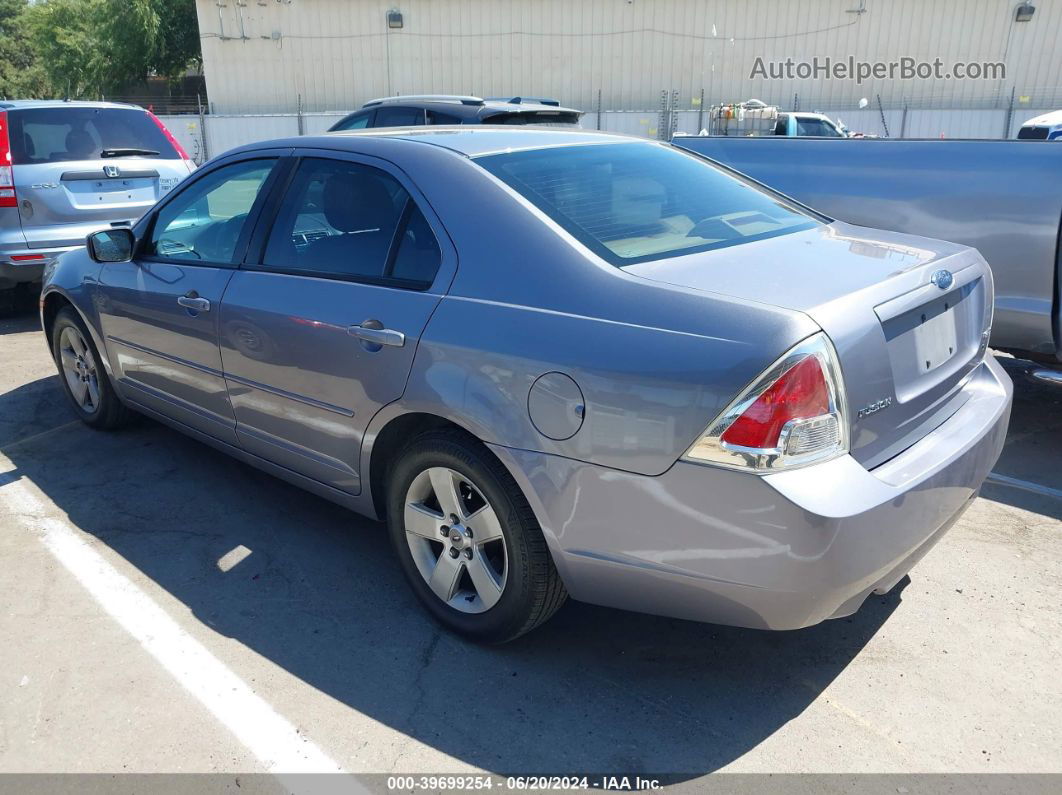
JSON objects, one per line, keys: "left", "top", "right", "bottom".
{"left": 0, "top": 470, "right": 350, "bottom": 783}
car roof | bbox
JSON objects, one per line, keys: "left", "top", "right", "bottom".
{"left": 0, "top": 99, "right": 145, "bottom": 111}
{"left": 1021, "top": 109, "right": 1062, "bottom": 127}
{"left": 301, "top": 126, "right": 640, "bottom": 158}
{"left": 352, "top": 97, "right": 583, "bottom": 118}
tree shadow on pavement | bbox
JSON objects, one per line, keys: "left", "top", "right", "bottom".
{"left": 1, "top": 375, "right": 905, "bottom": 778}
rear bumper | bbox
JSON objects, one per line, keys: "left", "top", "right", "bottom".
{"left": 492, "top": 355, "right": 1012, "bottom": 630}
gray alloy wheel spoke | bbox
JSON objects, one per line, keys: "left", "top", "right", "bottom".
{"left": 465, "top": 555, "right": 503, "bottom": 609}
{"left": 86, "top": 377, "right": 100, "bottom": 410}
{"left": 59, "top": 348, "right": 78, "bottom": 370}
{"left": 404, "top": 502, "right": 444, "bottom": 540}
{"left": 69, "top": 377, "right": 89, "bottom": 405}
{"left": 428, "top": 550, "right": 463, "bottom": 602}
{"left": 467, "top": 503, "right": 504, "bottom": 543}
{"left": 428, "top": 467, "right": 465, "bottom": 521}
{"left": 69, "top": 331, "right": 86, "bottom": 357}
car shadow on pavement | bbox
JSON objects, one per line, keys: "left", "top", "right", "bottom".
{"left": 2, "top": 374, "right": 906, "bottom": 777}
{"left": 984, "top": 356, "right": 1062, "bottom": 521}
{"left": 0, "top": 311, "right": 41, "bottom": 337}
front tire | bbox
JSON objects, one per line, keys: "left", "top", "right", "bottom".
{"left": 387, "top": 429, "right": 567, "bottom": 643}
{"left": 51, "top": 306, "right": 130, "bottom": 429}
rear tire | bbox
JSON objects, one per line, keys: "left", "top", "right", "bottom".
{"left": 50, "top": 306, "right": 131, "bottom": 430}
{"left": 387, "top": 429, "right": 567, "bottom": 643}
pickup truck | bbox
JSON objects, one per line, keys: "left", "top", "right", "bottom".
{"left": 704, "top": 100, "right": 849, "bottom": 137}
{"left": 672, "top": 136, "right": 1062, "bottom": 363}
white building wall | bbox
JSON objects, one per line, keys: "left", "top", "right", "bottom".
{"left": 196, "top": 0, "right": 1062, "bottom": 114}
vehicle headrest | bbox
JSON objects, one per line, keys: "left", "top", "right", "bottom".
{"left": 65, "top": 129, "right": 95, "bottom": 159}
{"left": 322, "top": 171, "right": 394, "bottom": 233}
{"left": 23, "top": 133, "right": 35, "bottom": 158}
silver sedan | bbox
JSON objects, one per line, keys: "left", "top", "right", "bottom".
{"left": 40, "top": 128, "right": 1012, "bottom": 642}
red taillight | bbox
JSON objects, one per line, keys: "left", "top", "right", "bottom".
{"left": 0, "top": 110, "right": 16, "bottom": 209}
{"left": 684, "top": 332, "right": 848, "bottom": 471}
{"left": 720, "top": 356, "right": 829, "bottom": 449}
{"left": 147, "top": 110, "right": 193, "bottom": 165}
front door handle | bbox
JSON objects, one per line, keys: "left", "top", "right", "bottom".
{"left": 348, "top": 320, "right": 405, "bottom": 349}
{"left": 177, "top": 293, "right": 210, "bottom": 312}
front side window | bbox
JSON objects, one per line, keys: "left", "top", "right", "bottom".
{"left": 148, "top": 159, "right": 275, "bottom": 263}
{"left": 476, "top": 142, "right": 819, "bottom": 266}
{"left": 261, "top": 157, "right": 440, "bottom": 285}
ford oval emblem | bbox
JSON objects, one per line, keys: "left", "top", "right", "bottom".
{"left": 931, "top": 269, "right": 954, "bottom": 290}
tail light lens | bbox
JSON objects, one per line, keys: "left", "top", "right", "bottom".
{"left": 0, "top": 111, "right": 16, "bottom": 208}
{"left": 684, "top": 332, "right": 849, "bottom": 472}
{"left": 147, "top": 111, "right": 196, "bottom": 173}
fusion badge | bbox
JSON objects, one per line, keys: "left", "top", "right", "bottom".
{"left": 857, "top": 397, "right": 893, "bottom": 419}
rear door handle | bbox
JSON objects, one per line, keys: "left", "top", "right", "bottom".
{"left": 177, "top": 294, "right": 210, "bottom": 312}
{"left": 348, "top": 321, "right": 405, "bottom": 349}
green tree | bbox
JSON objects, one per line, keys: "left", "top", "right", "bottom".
{"left": 21, "top": 0, "right": 201, "bottom": 99}
{"left": 24, "top": 0, "right": 104, "bottom": 97}
{"left": 154, "top": 0, "right": 203, "bottom": 79}
{"left": 0, "top": 0, "right": 50, "bottom": 98}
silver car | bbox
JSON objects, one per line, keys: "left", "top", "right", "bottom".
{"left": 40, "top": 128, "right": 1012, "bottom": 642}
{"left": 1, "top": 100, "right": 194, "bottom": 305}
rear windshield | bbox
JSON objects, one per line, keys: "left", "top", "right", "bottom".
{"left": 476, "top": 142, "right": 819, "bottom": 265}
{"left": 8, "top": 107, "right": 178, "bottom": 164}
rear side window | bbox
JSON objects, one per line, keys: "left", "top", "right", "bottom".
{"left": 332, "top": 111, "right": 373, "bottom": 131}
{"left": 8, "top": 107, "right": 179, "bottom": 164}
{"left": 374, "top": 107, "right": 425, "bottom": 127}
{"left": 426, "top": 109, "right": 463, "bottom": 125}
{"left": 477, "top": 142, "right": 819, "bottom": 266}
{"left": 261, "top": 157, "right": 440, "bottom": 286}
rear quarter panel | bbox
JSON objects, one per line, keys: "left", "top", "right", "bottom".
{"left": 375, "top": 140, "right": 819, "bottom": 476}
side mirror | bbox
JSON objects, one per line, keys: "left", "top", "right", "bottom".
{"left": 87, "top": 228, "right": 135, "bottom": 263}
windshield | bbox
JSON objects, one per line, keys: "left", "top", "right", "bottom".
{"left": 8, "top": 107, "right": 178, "bottom": 164}
{"left": 476, "top": 142, "right": 819, "bottom": 265}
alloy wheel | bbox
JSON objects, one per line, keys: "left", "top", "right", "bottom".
{"left": 403, "top": 467, "right": 508, "bottom": 613}
{"left": 58, "top": 326, "right": 100, "bottom": 414}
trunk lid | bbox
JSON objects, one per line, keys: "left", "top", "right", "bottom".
{"left": 8, "top": 106, "right": 190, "bottom": 248}
{"left": 626, "top": 221, "right": 993, "bottom": 468}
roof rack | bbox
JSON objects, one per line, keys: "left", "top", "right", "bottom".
{"left": 362, "top": 94, "right": 485, "bottom": 108}
{"left": 485, "top": 96, "right": 561, "bottom": 107}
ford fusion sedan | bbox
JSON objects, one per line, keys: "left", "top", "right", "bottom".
{"left": 40, "top": 127, "right": 1012, "bottom": 642}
